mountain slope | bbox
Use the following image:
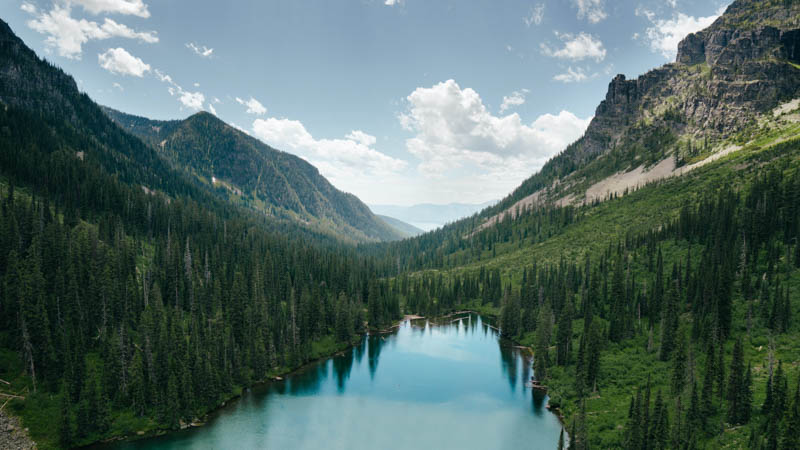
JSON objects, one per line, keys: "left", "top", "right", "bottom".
{"left": 364, "top": 3, "right": 800, "bottom": 448}
{"left": 0, "top": 18, "right": 397, "bottom": 449}
{"left": 376, "top": 215, "right": 424, "bottom": 238}
{"left": 476, "top": 0, "right": 800, "bottom": 227}
{"left": 367, "top": 0, "right": 800, "bottom": 275}
{"left": 363, "top": 1, "right": 800, "bottom": 447}
{"left": 103, "top": 107, "right": 403, "bottom": 243}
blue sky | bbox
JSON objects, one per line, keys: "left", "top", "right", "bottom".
{"left": 5, "top": 0, "right": 728, "bottom": 205}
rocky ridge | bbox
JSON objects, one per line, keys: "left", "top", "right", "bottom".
{"left": 481, "top": 0, "right": 800, "bottom": 225}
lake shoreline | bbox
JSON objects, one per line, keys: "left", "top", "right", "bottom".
{"left": 421, "top": 309, "right": 569, "bottom": 433}
{"left": 90, "top": 309, "right": 568, "bottom": 448}
{"left": 87, "top": 334, "right": 366, "bottom": 447}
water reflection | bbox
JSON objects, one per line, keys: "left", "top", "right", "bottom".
{"left": 102, "top": 313, "right": 562, "bottom": 450}
{"left": 499, "top": 346, "right": 519, "bottom": 392}
{"left": 332, "top": 348, "right": 354, "bottom": 392}
{"left": 367, "top": 335, "right": 383, "bottom": 379}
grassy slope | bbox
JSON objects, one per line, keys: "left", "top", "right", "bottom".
{"left": 428, "top": 122, "right": 800, "bottom": 280}
{"left": 407, "top": 121, "right": 800, "bottom": 447}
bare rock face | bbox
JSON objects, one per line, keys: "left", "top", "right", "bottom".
{"left": 677, "top": 33, "right": 706, "bottom": 65}
{"left": 575, "top": 0, "right": 800, "bottom": 166}
{"left": 678, "top": 26, "right": 800, "bottom": 67}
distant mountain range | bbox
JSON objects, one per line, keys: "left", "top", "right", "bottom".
{"left": 370, "top": 201, "right": 495, "bottom": 231}
{"left": 102, "top": 107, "right": 403, "bottom": 243}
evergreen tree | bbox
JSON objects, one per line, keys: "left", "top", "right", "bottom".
{"left": 781, "top": 376, "right": 800, "bottom": 450}
{"left": 671, "top": 330, "right": 687, "bottom": 395}
{"left": 58, "top": 389, "right": 73, "bottom": 448}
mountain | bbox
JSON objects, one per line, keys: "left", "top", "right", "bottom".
{"left": 102, "top": 107, "right": 403, "bottom": 243}
{"left": 0, "top": 17, "right": 400, "bottom": 449}
{"left": 376, "top": 215, "right": 424, "bottom": 238}
{"left": 478, "top": 0, "right": 800, "bottom": 228}
{"left": 365, "top": 1, "right": 800, "bottom": 448}
{"left": 370, "top": 201, "right": 495, "bottom": 231}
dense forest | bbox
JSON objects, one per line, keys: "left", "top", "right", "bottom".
{"left": 3, "top": 0, "right": 800, "bottom": 448}
{"left": 0, "top": 20, "right": 401, "bottom": 447}
{"left": 378, "top": 140, "right": 800, "bottom": 448}
{"left": 102, "top": 107, "right": 402, "bottom": 244}
{"left": 0, "top": 110, "right": 402, "bottom": 447}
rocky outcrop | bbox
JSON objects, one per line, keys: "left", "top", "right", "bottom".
{"left": 578, "top": 0, "right": 800, "bottom": 163}
{"left": 0, "top": 411, "right": 35, "bottom": 450}
{"left": 485, "top": 0, "right": 800, "bottom": 222}
{"left": 677, "top": 26, "right": 800, "bottom": 67}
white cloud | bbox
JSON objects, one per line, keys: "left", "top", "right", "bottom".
{"left": 251, "top": 118, "right": 407, "bottom": 191}
{"left": 345, "top": 130, "right": 377, "bottom": 147}
{"left": 637, "top": 7, "right": 723, "bottom": 59}
{"left": 98, "top": 47, "right": 150, "bottom": 76}
{"left": 112, "top": 82, "right": 123, "bottom": 91}
{"left": 235, "top": 97, "right": 267, "bottom": 115}
{"left": 24, "top": 4, "right": 157, "bottom": 59}
{"left": 174, "top": 89, "right": 205, "bottom": 111}
{"left": 186, "top": 42, "right": 214, "bottom": 58}
{"left": 207, "top": 103, "right": 217, "bottom": 116}
{"left": 155, "top": 69, "right": 207, "bottom": 111}
{"left": 384, "top": 0, "right": 404, "bottom": 6}
{"left": 398, "top": 80, "right": 590, "bottom": 179}
{"left": 553, "top": 66, "right": 590, "bottom": 83}
{"left": 524, "top": 4, "right": 545, "bottom": 27}
{"left": 541, "top": 32, "right": 606, "bottom": 62}
{"left": 20, "top": 2, "right": 36, "bottom": 14}
{"left": 499, "top": 89, "right": 529, "bottom": 113}
{"left": 573, "top": 0, "right": 607, "bottom": 24}
{"left": 154, "top": 69, "right": 172, "bottom": 84}
{"left": 70, "top": 0, "right": 150, "bottom": 18}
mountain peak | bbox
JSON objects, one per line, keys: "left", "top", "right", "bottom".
{"left": 481, "top": 0, "right": 800, "bottom": 223}
{"left": 105, "top": 107, "right": 404, "bottom": 243}
{"left": 676, "top": 0, "right": 800, "bottom": 67}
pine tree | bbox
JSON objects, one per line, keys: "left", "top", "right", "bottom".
{"left": 650, "top": 390, "right": 670, "bottom": 450}
{"left": 59, "top": 388, "right": 73, "bottom": 448}
{"left": 556, "top": 298, "right": 573, "bottom": 366}
{"left": 671, "top": 331, "right": 687, "bottom": 395}
{"left": 726, "top": 338, "right": 744, "bottom": 424}
{"left": 586, "top": 320, "right": 603, "bottom": 392}
{"left": 534, "top": 304, "right": 552, "bottom": 381}
{"left": 701, "top": 342, "right": 716, "bottom": 419}
{"left": 659, "top": 271, "right": 679, "bottom": 361}
{"left": 781, "top": 376, "right": 800, "bottom": 450}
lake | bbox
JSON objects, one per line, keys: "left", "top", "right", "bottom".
{"left": 107, "top": 314, "right": 563, "bottom": 450}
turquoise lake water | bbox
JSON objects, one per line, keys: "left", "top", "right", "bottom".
{"left": 106, "top": 314, "right": 563, "bottom": 450}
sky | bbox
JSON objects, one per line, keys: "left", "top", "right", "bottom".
{"left": 4, "top": 0, "right": 729, "bottom": 206}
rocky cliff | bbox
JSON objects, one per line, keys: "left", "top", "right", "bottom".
{"left": 584, "top": 0, "right": 800, "bottom": 159}
{"left": 483, "top": 0, "right": 800, "bottom": 221}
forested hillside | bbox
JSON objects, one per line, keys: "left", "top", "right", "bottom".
{"left": 2, "top": 0, "right": 800, "bottom": 448}
{"left": 379, "top": 136, "right": 800, "bottom": 447}
{"left": 0, "top": 18, "right": 402, "bottom": 449}
{"left": 359, "top": 0, "right": 800, "bottom": 447}
{"left": 103, "top": 107, "right": 403, "bottom": 244}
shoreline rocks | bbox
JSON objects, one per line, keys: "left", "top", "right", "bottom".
{"left": 0, "top": 410, "right": 35, "bottom": 450}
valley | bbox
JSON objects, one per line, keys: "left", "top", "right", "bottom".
{"left": 2, "top": 0, "right": 800, "bottom": 449}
